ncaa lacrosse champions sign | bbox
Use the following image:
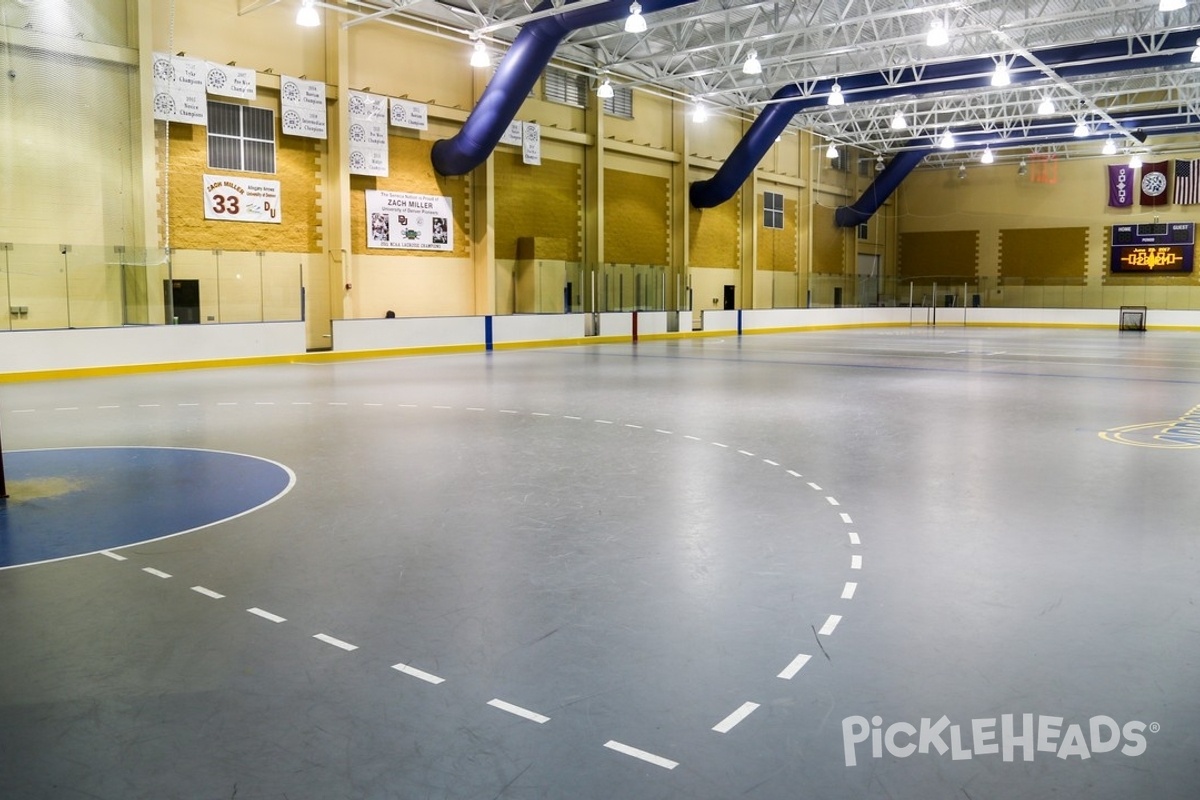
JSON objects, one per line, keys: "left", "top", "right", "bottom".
{"left": 366, "top": 191, "right": 453, "bottom": 252}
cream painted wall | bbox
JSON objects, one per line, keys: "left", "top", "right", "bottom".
{"left": 152, "top": 0, "right": 329, "bottom": 81}
{"left": 898, "top": 142, "right": 1200, "bottom": 308}
{"left": 605, "top": 90, "right": 674, "bottom": 150}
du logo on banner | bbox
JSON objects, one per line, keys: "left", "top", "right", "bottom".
{"left": 1108, "top": 164, "right": 1133, "bottom": 207}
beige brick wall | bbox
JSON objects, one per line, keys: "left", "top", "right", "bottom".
{"left": 604, "top": 170, "right": 668, "bottom": 265}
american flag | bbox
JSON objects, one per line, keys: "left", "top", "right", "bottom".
{"left": 1175, "top": 159, "right": 1200, "bottom": 205}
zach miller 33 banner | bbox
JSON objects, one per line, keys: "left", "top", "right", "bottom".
{"left": 1140, "top": 161, "right": 1171, "bottom": 206}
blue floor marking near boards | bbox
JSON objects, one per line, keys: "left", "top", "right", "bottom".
{"left": 0, "top": 447, "right": 293, "bottom": 569}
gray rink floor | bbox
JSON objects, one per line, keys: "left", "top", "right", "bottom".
{"left": 1, "top": 326, "right": 1198, "bottom": 799}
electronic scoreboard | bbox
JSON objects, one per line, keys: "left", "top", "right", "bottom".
{"left": 1110, "top": 222, "right": 1195, "bottom": 273}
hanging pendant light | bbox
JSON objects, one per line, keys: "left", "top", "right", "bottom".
{"left": 625, "top": 1, "right": 647, "bottom": 33}
{"left": 296, "top": 0, "right": 320, "bottom": 27}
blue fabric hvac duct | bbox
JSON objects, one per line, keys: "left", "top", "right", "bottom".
{"left": 833, "top": 110, "right": 1200, "bottom": 228}
{"left": 689, "top": 27, "right": 1200, "bottom": 210}
{"left": 432, "top": 0, "right": 698, "bottom": 176}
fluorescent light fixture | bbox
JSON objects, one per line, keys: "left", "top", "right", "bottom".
{"left": 1037, "top": 96, "right": 1055, "bottom": 115}
{"left": 1017, "top": 158, "right": 1028, "bottom": 176}
{"left": 826, "top": 142, "right": 839, "bottom": 159}
{"left": 1102, "top": 137, "right": 1117, "bottom": 155}
{"left": 876, "top": 155, "right": 885, "bottom": 172}
{"left": 981, "top": 147, "right": 994, "bottom": 164}
{"left": 959, "top": 164, "right": 967, "bottom": 179}
{"left": 1160, "top": 0, "right": 1186, "bottom": 11}
{"left": 991, "top": 62, "right": 1011, "bottom": 87}
{"left": 597, "top": 78, "right": 614, "bottom": 99}
{"left": 1129, "top": 152, "right": 1143, "bottom": 169}
{"left": 828, "top": 81, "right": 845, "bottom": 106}
{"left": 890, "top": 110, "right": 907, "bottom": 130}
{"left": 625, "top": 1, "right": 647, "bottom": 34}
{"left": 470, "top": 41, "right": 490, "bottom": 68}
{"left": 296, "top": 0, "right": 320, "bottom": 27}
{"left": 927, "top": 19, "right": 949, "bottom": 47}
{"left": 691, "top": 102, "right": 708, "bottom": 123}
{"left": 743, "top": 50, "right": 762, "bottom": 75}
{"left": 939, "top": 128, "right": 955, "bottom": 149}
{"left": 1073, "top": 120, "right": 1090, "bottom": 138}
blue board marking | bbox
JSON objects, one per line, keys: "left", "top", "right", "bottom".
{"left": 0, "top": 447, "right": 294, "bottom": 569}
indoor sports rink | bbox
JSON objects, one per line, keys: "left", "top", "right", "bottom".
{"left": 2, "top": 326, "right": 1197, "bottom": 799}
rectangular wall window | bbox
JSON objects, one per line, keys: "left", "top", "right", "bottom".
{"left": 207, "top": 101, "right": 275, "bottom": 174}
{"left": 858, "top": 222, "right": 869, "bottom": 240}
{"left": 543, "top": 67, "right": 587, "bottom": 108}
{"left": 603, "top": 85, "right": 634, "bottom": 118}
{"left": 763, "top": 191, "right": 784, "bottom": 229}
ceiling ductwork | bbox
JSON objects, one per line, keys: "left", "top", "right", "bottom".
{"left": 689, "top": 28, "right": 1200, "bottom": 213}
{"left": 431, "top": 0, "right": 699, "bottom": 176}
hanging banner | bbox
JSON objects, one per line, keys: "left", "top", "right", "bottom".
{"left": 500, "top": 120, "right": 524, "bottom": 147}
{"left": 206, "top": 63, "right": 256, "bottom": 100}
{"left": 1140, "top": 161, "right": 1171, "bottom": 206}
{"left": 202, "top": 174, "right": 282, "bottom": 223}
{"left": 389, "top": 98, "right": 428, "bottom": 131}
{"left": 1107, "top": 164, "right": 1134, "bottom": 208}
{"left": 152, "top": 53, "right": 208, "bottom": 125}
{"left": 365, "top": 191, "right": 453, "bottom": 251}
{"left": 281, "top": 75, "right": 327, "bottom": 139}
{"left": 522, "top": 122, "right": 541, "bottom": 166}
{"left": 1174, "top": 158, "right": 1200, "bottom": 206}
{"left": 348, "top": 90, "right": 389, "bottom": 177}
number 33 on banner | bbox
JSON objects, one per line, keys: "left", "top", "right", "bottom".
{"left": 202, "top": 174, "right": 282, "bottom": 224}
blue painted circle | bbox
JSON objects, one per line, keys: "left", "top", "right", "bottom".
{"left": 0, "top": 447, "right": 294, "bottom": 569}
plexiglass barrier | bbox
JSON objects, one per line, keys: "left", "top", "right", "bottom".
{"left": 0, "top": 245, "right": 304, "bottom": 331}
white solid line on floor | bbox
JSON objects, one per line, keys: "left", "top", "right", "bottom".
{"left": 142, "top": 567, "right": 172, "bottom": 579}
{"left": 314, "top": 633, "right": 358, "bottom": 651}
{"left": 191, "top": 586, "right": 225, "bottom": 599}
{"left": 848, "top": 531, "right": 861, "bottom": 545}
{"left": 819, "top": 615, "right": 842, "bottom": 635}
{"left": 712, "top": 702, "right": 760, "bottom": 733}
{"left": 841, "top": 582, "right": 858, "bottom": 599}
{"left": 712, "top": 442, "right": 728, "bottom": 448}
{"left": 777, "top": 653, "right": 812, "bottom": 680}
{"left": 98, "top": 405, "right": 120, "bottom": 409}
{"left": 807, "top": 482, "right": 822, "bottom": 491}
{"left": 787, "top": 469, "right": 802, "bottom": 477}
{"left": 487, "top": 699, "right": 550, "bottom": 724}
{"left": 851, "top": 554, "right": 863, "bottom": 569}
{"left": 595, "top": 419, "right": 614, "bottom": 424}
{"left": 391, "top": 663, "right": 445, "bottom": 685}
{"left": 763, "top": 459, "right": 779, "bottom": 466}
{"left": 247, "top": 607, "right": 286, "bottom": 623}
{"left": 738, "top": 450, "right": 754, "bottom": 456}
{"left": 603, "top": 741, "right": 678, "bottom": 770}
{"left": 100, "top": 550, "right": 127, "bottom": 561}
{"left": 826, "top": 496, "right": 840, "bottom": 506}
{"left": 840, "top": 513, "right": 854, "bottom": 524}
{"left": 626, "top": 424, "right": 643, "bottom": 429}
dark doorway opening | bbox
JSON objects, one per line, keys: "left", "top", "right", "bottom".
{"left": 165, "top": 279, "right": 201, "bottom": 324}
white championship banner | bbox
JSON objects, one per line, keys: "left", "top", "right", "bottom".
{"left": 281, "top": 75, "right": 327, "bottom": 139}
{"left": 389, "top": 98, "right": 428, "bottom": 131}
{"left": 206, "top": 63, "right": 256, "bottom": 100}
{"left": 366, "top": 191, "right": 453, "bottom": 251}
{"left": 348, "top": 90, "right": 389, "bottom": 176}
{"left": 152, "top": 53, "right": 208, "bottom": 125}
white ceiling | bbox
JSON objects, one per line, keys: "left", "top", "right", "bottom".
{"left": 308, "top": 0, "right": 1200, "bottom": 162}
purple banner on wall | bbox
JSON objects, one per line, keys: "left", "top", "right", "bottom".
{"left": 1108, "top": 164, "right": 1134, "bottom": 207}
